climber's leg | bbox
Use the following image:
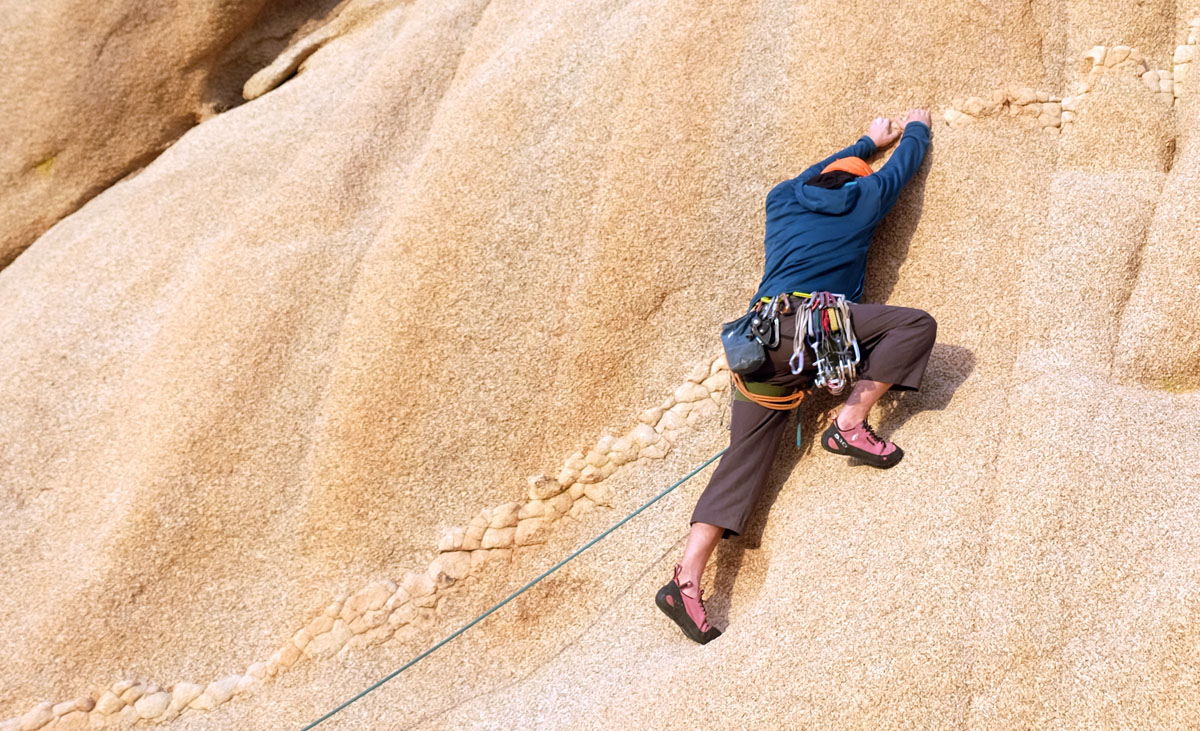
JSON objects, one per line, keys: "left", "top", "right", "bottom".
{"left": 820, "top": 304, "right": 937, "bottom": 468}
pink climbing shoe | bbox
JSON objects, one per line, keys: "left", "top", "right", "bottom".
{"left": 655, "top": 564, "right": 722, "bottom": 645}
{"left": 821, "top": 417, "right": 904, "bottom": 468}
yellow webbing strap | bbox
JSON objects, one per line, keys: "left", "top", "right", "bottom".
{"left": 758, "top": 291, "right": 812, "bottom": 304}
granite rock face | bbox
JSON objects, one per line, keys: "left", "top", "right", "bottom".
{"left": 1, "top": 0, "right": 1198, "bottom": 728}
{"left": 0, "top": 0, "right": 345, "bottom": 268}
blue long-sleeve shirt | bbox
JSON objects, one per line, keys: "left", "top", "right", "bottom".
{"left": 750, "top": 121, "right": 931, "bottom": 304}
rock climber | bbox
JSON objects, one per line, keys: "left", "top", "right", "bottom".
{"left": 656, "top": 110, "right": 937, "bottom": 644}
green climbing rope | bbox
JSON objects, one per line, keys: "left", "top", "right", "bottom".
{"left": 300, "top": 448, "right": 727, "bottom": 730}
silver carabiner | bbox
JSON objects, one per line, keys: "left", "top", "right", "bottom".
{"left": 789, "top": 348, "right": 805, "bottom": 375}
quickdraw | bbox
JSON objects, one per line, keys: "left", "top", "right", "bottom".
{"left": 788, "top": 291, "right": 860, "bottom": 395}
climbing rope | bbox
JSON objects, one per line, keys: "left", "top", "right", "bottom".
{"left": 300, "top": 448, "right": 727, "bottom": 729}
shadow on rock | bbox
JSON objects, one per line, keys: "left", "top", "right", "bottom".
{"left": 863, "top": 142, "right": 933, "bottom": 304}
{"left": 704, "top": 340, "right": 974, "bottom": 628}
{"left": 875, "top": 342, "right": 975, "bottom": 438}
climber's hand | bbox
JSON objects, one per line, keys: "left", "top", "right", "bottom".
{"left": 900, "top": 108, "right": 932, "bottom": 130}
{"left": 867, "top": 116, "right": 901, "bottom": 149}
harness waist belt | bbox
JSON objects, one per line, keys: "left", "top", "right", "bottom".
{"left": 731, "top": 380, "right": 795, "bottom": 401}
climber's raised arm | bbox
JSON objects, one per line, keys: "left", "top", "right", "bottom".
{"left": 863, "top": 108, "right": 932, "bottom": 215}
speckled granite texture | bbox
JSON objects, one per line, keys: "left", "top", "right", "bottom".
{"left": 1, "top": 0, "right": 1198, "bottom": 728}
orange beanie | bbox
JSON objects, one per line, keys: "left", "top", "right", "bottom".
{"left": 820, "top": 156, "right": 873, "bottom": 178}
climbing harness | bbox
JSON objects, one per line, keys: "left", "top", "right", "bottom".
{"left": 724, "top": 290, "right": 860, "bottom": 444}
{"left": 301, "top": 450, "right": 727, "bottom": 730}
{"left": 788, "top": 291, "right": 860, "bottom": 395}
{"left": 730, "top": 373, "right": 805, "bottom": 411}
{"left": 730, "top": 293, "right": 811, "bottom": 446}
{"left": 736, "top": 294, "right": 807, "bottom": 409}
{"left": 729, "top": 373, "right": 808, "bottom": 446}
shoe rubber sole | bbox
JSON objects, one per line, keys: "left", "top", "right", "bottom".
{"left": 655, "top": 582, "right": 721, "bottom": 645}
{"left": 821, "top": 424, "right": 904, "bottom": 469}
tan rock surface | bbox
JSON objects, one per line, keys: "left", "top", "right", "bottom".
{"left": 0, "top": 0, "right": 345, "bottom": 268}
{"left": 1, "top": 0, "right": 1199, "bottom": 729}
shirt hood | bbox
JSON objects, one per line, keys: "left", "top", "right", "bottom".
{"left": 793, "top": 179, "right": 861, "bottom": 215}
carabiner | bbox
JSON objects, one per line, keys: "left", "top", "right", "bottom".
{"left": 789, "top": 349, "right": 805, "bottom": 375}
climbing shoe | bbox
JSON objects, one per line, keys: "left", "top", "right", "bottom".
{"left": 655, "top": 564, "right": 722, "bottom": 645}
{"left": 821, "top": 418, "right": 904, "bottom": 468}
